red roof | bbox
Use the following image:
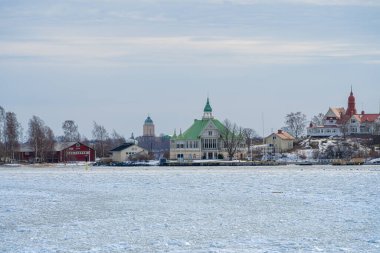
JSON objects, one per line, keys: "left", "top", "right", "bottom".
{"left": 360, "top": 114, "right": 380, "bottom": 123}
{"left": 275, "top": 130, "right": 295, "bottom": 140}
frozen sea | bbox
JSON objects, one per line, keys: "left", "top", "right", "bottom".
{"left": 0, "top": 165, "right": 379, "bottom": 253}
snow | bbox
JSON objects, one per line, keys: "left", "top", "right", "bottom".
{"left": 368, "top": 158, "right": 380, "bottom": 164}
{"left": 1, "top": 165, "right": 380, "bottom": 252}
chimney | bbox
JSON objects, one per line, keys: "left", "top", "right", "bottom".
{"left": 278, "top": 130, "right": 283, "bottom": 134}
{"left": 361, "top": 111, "right": 365, "bottom": 115}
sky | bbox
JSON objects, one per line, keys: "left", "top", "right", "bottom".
{"left": 1, "top": 0, "right": 380, "bottom": 140}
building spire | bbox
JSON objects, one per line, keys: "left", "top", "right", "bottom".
{"left": 346, "top": 86, "right": 357, "bottom": 116}
{"left": 202, "top": 97, "right": 214, "bottom": 119}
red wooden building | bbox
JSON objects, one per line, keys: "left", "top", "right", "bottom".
{"left": 56, "top": 142, "right": 96, "bottom": 162}
{"left": 17, "top": 142, "right": 96, "bottom": 163}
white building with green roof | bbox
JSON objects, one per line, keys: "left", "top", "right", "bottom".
{"left": 170, "top": 98, "right": 240, "bottom": 160}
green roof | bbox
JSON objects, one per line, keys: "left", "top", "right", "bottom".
{"left": 173, "top": 119, "right": 226, "bottom": 140}
{"left": 144, "top": 116, "right": 153, "bottom": 124}
{"left": 203, "top": 98, "right": 212, "bottom": 112}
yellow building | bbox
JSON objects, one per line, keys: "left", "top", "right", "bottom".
{"left": 110, "top": 142, "right": 148, "bottom": 162}
{"left": 264, "top": 130, "right": 295, "bottom": 154}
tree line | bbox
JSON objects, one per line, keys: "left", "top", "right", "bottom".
{"left": 0, "top": 106, "right": 126, "bottom": 163}
{"left": 0, "top": 103, "right": 335, "bottom": 163}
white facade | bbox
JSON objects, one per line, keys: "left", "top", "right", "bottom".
{"left": 307, "top": 126, "right": 342, "bottom": 137}
{"left": 307, "top": 90, "right": 380, "bottom": 138}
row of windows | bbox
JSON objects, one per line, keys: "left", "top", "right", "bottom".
{"left": 177, "top": 154, "right": 198, "bottom": 159}
{"left": 176, "top": 141, "right": 199, "bottom": 149}
{"left": 202, "top": 139, "right": 218, "bottom": 149}
{"left": 310, "top": 129, "right": 338, "bottom": 134}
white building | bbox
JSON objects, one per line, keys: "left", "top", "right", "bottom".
{"left": 170, "top": 98, "right": 246, "bottom": 160}
{"left": 307, "top": 89, "right": 380, "bottom": 137}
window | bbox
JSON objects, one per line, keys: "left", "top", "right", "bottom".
{"left": 176, "top": 143, "right": 184, "bottom": 149}
{"left": 202, "top": 139, "right": 217, "bottom": 149}
{"left": 208, "top": 131, "right": 213, "bottom": 136}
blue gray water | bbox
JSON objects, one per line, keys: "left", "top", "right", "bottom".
{"left": 0, "top": 165, "right": 379, "bottom": 252}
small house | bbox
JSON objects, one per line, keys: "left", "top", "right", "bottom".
{"left": 110, "top": 143, "right": 148, "bottom": 162}
{"left": 264, "top": 130, "right": 295, "bottom": 154}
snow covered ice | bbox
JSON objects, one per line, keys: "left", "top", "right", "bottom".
{"left": 1, "top": 165, "right": 379, "bottom": 252}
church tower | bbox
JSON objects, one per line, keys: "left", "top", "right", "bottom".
{"left": 346, "top": 87, "right": 357, "bottom": 116}
{"left": 143, "top": 116, "right": 155, "bottom": 137}
{"left": 202, "top": 97, "right": 214, "bottom": 120}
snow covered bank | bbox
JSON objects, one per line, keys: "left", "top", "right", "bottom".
{"left": 1, "top": 166, "right": 379, "bottom": 252}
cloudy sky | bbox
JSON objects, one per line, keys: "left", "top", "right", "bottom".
{"left": 1, "top": 0, "right": 379, "bottom": 139}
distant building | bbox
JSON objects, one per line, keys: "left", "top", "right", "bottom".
{"left": 16, "top": 142, "right": 96, "bottom": 163}
{"left": 264, "top": 130, "right": 295, "bottom": 154}
{"left": 307, "top": 88, "right": 380, "bottom": 137}
{"left": 136, "top": 116, "right": 170, "bottom": 159}
{"left": 170, "top": 98, "right": 246, "bottom": 160}
{"left": 143, "top": 116, "right": 155, "bottom": 137}
{"left": 110, "top": 142, "right": 148, "bottom": 162}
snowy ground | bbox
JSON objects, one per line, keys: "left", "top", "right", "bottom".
{"left": 1, "top": 165, "right": 379, "bottom": 253}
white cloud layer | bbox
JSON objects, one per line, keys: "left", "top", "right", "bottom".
{"left": 1, "top": 36, "right": 379, "bottom": 66}
{"left": 209, "top": 0, "right": 380, "bottom": 6}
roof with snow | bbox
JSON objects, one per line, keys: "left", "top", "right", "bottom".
{"left": 17, "top": 142, "right": 93, "bottom": 152}
{"left": 54, "top": 142, "right": 78, "bottom": 151}
{"left": 110, "top": 143, "right": 136, "bottom": 152}
{"left": 327, "top": 107, "right": 345, "bottom": 119}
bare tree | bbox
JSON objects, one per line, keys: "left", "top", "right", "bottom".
{"left": 374, "top": 117, "right": 380, "bottom": 136}
{"left": 285, "top": 112, "right": 307, "bottom": 139}
{"left": 4, "top": 112, "right": 20, "bottom": 162}
{"left": 243, "top": 128, "right": 257, "bottom": 160}
{"left": 220, "top": 119, "right": 245, "bottom": 161}
{"left": 62, "top": 120, "right": 80, "bottom": 142}
{"left": 340, "top": 119, "right": 350, "bottom": 139}
{"left": 0, "top": 106, "right": 5, "bottom": 162}
{"left": 311, "top": 113, "right": 325, "bottom": 126}
{"left": 28, "top": 116, "right": 56, "bottom": 163}
{"left": 92, "top": 121, "right": 109, "bottom": 158}
{"left": 42, "top": 127, "right": 56, "bottom": 162}
{"left": 28, "top": 116, "right": 46, "bottom": 162}
{"left": 110, "top": 130, "right": 126, "bottom": 147}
